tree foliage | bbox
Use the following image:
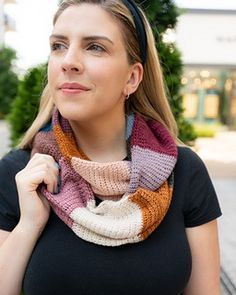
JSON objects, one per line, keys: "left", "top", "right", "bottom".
{"left": 7, "top": 64, "right": 47, "bottom": 146}
{"left": 137, "top": 0, "right": 196, "bottom": 142}
{"left": 0, "top": 46, "right": 19, "bottom": 118}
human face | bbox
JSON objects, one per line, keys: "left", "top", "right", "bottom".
{"left": 48, "top": 4, "right": 132, "bottom": 124}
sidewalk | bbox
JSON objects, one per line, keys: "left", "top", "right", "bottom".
{"left": 0, "top": 120, "right": 11, "bottom": 158}
{"left": 195, "top": 131, "right": 236, "bottom": 178}
{"left": 196, "top": 132, "right": 236, "bottom": 294}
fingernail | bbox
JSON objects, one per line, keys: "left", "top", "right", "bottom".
{"left": 54, "top": 188, "right": 59, "bottom": 194}
{"left": 54, "top": 162, "right": 60, "bottom": 169}
{"left": 57, "top": 183, "right": 61, "bottom": 191}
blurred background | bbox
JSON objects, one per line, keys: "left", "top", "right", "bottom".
{"left": 0, "top": 0, "right": 236, "bottom": 293}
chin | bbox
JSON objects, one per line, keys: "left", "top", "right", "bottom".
{"left": 57, "top": 105, "right": 89, "bottom": 122}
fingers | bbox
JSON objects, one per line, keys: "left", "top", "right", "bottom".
{"left": 16, "top": 153, "right": 60, "bottom": 194}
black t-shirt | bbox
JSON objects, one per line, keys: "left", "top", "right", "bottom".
{"left": 0, "top": 147, "right": 222, "bottom": 295}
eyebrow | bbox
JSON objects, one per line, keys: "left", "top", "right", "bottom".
{"left": 49, "top": 34, "right": 68, "bottom": 41}
{"left": 49, "top": 34, "right": 114, "bottom": 45}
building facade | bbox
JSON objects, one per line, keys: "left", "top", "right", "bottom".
{"left": 0, "top": 0, "right": 16, "bottom": 45}
{"left": 175, "top": 4, "right": 236, "bottom": 128}
{"left": 0, "top": 0, "right": 5, "bottom": 44}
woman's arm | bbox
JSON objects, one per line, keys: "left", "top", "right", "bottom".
{"left": 0, "top": 226, "right": 43, "bottom": 295}
{"left": 184, "top": 220, "right": 221, "bottom": 295}
{"left": 0, "top": 153, "right": 59, "bottom": 295}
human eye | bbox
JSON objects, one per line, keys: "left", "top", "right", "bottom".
{"left": 50, "top": 42, "right": 67, "bottom": 52}
{"left": 87, "top": 43, "right": 106, "bottom": 53}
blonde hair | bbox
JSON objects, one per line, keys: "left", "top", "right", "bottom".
{"left": 19, "top": 0, "right": 178, "bottom": 149}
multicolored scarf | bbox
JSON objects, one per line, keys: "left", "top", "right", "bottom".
{"left": 32, "top": 109, "right": 177, "bottom": 246}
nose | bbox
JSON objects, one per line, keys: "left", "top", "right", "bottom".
{"left": 61, "top": 46, "right": 83, "bottom": 73}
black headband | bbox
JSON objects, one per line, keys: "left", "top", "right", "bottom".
{"left": 123, "top": 0, "right": 147, "bottom": 64}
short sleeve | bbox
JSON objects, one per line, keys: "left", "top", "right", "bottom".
{"left": 181, "top": 148, "right": 222, "bottom": 227}
{"left": 0, "top": 149, "right": 30, "bottom": 231}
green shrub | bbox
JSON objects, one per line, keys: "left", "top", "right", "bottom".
{"left": 7, "top": 64, "right": 47, "bottom": 146}
{"left": 0, "top": 46, "right": 19, "bottom": 118}
{"left": 193, "top": 123, "right": 221, "bottom": 138}
{"left": 178, "top": 117, "right": 197, "bottom": 144}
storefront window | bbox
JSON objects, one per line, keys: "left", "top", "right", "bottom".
{"left": 181, "top": 67, "right": 236, "bottom": 127}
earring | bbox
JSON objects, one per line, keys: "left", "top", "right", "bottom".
{"left": 126, "top": 93, "right": 130, "bottom": 100}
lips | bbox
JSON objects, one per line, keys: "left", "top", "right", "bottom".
{"left": 59, "top": 82, "right": 90, "bottom": 91}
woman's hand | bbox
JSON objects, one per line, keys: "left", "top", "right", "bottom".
{"left": 15, "top": 153, "right": 60, "bottom": 234}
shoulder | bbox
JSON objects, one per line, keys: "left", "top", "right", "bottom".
{"left": 175, "top": 146, "right": 222, "bottom": 227}
{"left": 175, "top": 146, "right": 207, "bottom": 176}
{"left": 175, "top": 145, "right": 214, "bottom": 192}
{"left": 1, "top": 148, "right": 31, "bottom": 162}
{"left": 173, "top": 145, "right": 209, "bottom": 197}
{"left": 0, "top": 149, "right": 31, "bottom": 230}
{"left": 177, "top": 145, "right": 204, "bottom": 165}
{"left": 0, "top": 149, "right": 31, "bottom": 176}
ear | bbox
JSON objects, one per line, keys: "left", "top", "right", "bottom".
{"left": 124, "top": 62, "right": 143, "bottom": 96}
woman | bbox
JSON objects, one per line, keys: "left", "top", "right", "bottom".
{"left": 0, "top": 1, "right": 221, "bottom": 294}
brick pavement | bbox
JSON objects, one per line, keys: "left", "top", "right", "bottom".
{"left": 195, "top": 132, "right": 236, "bottom": 294}
{"left": 214, "top": 179, "right": 236, "bottom": 294}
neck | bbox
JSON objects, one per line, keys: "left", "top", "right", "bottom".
{"left": 69, "top": 113, "right": 127, "bottom": 162}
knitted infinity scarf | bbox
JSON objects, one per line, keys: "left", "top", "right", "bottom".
{"left": 32, "top": 109, "right": 177, "bottom": 246}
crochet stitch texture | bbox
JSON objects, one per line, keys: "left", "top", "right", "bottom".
{"left": 32, "top": 109, "right": 177, "bottom": 246}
